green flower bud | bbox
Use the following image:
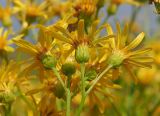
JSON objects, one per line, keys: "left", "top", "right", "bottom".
{"left": 97, "top": 0, "right": 105, "bottom": 9}
{"left": 41, "top": 55, "right": 57, "bottom": 69}
{"left": 53, "top": 82, "right": 65, "bottom": 99}
{"left": 108, "top": 50, "right": 125, "bottom": 68}
{"left": 0, "top": 92, "right": 16, "bottom": 103}
{"left": 107, "top": 4, "right": 117, "bottom": 16}
{"left": 62, "top": 62, "right": 76, "bottom": 77}
{"left": 85, "top": 69, "right": 97, "bottom": 81}
{"left": 75, "top": 44, "right": 90, "bottom": 63}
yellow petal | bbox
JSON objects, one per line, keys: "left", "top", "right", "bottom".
{"left": 51, "top": 31, "right": 72, "bottom": 44}
{"left": 90, "top": 20, "right": 99, "bottom": 38}
{"left": 125, "top": 59, "right": 152, "bottom": 68}
{"left": 54, "top": 25, "right": 73, "bottom": 41}
{"left": 4, "top": 46, "right": 14, "bottom": 52}
{"left": 106, "top": 24, "right": 116, "bottom": 49}
{"left": 78, "top": 19, "right": 85, "bottom": 40}
{"left": 121, "top": 23, "right": 129, "bottom": 48}
{"left": 116, "top": 23, "right": 121, "bottom": 49}
{"left": 13, "top": 39, "right": 38, "bottom": 54}
{"left": 123, "top": 32, "right": 145, "bottom": 51}
{"left": 93, "top": 35, "right": 115, "bottom": 45}
{"left": 127, "top": 48, "right": 152, "bottom": 57}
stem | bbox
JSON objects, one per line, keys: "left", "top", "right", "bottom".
{"left": 66, "top": 89, "right": 71, "bottom": 116}
{"left": 76, "top": 63, "right": 86, "bottom": 116}
{"left": 81, "top": 63, "right": 86, "bottom": 101}
{"left": 52, "top": 68, "right": 67, "bottom": 92}
{"left": 86, "top": 65, "right": 112, "bottom": 95}
{"left": 66, "top": 76, "right": 71, "bottom": 116}
{"left": 76, "top": 95, "right": 86, "bottom": 116}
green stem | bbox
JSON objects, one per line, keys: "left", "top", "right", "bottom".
{"left": 81, "top": 63, "right": 86, "bottom": 102}
{"left": 76, "top": 63, "right": 86, "bottom": 116}
{"left": 53, "top": 68, "right": 72, "bottom": 116}
{"left": 66, "top": 76, "right": 71, "bottom": 116}
{"left": 52, "top": 68, "right": 67, "bottom": 92}
{"left": 66, "top": 89, "right": 71, "bottom": 116}
{"left": 76, "top": 95, "right": 86, "bottom": 116}
{"left": 86, "top": 65, "right": 112, "bottom": 95}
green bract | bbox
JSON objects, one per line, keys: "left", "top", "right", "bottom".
{"left": 41, "top": 55, "right": 57, "bottom": 69}
{"left": 75, "top": 44, "right": 90, "bottom": 63}
{"left": 107, "top": 50, "right": 125, "bottom": 68}
{"left": 62, "top": 63, "right": 76, "bottom": 77}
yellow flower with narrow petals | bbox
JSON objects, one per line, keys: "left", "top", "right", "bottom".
{"left": 0, "top": 6, "right": 12, "bottom": 26}
{"left": 13, "top": 0, "right": 48, "bottom": 25}
{"left": 52, "top": 19, "right": 113, "bottom": 63}
{"left": 13, "top": 26, "right": 60, "bottom": 81}
{"left": 0, "top": 28, "right": 16, "bottom": 52}
{"left": 106, "top": 23, "right": 153, "bottom": 82}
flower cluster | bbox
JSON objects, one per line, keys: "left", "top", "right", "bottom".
{"left": 0, "top": 0, "right": 158, "bottom": 116}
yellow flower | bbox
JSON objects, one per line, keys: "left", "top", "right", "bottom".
{"left": 0, "top": 28, "right": 15, "bottom": 52}
{"left": 52, "top": 19, "right": 113, "bottom": 63}
{"left": 0, "top": 61, "right": 28, "bottom": 103}
{"left": 0, "top": 6, "right": 12, "bottom": 26}
{"left": 13, "top": 0, "right": 48, "bottom": 25}
{"left": 13, "top": 26, "right": 59, "bottom": 81}
{"left": 74, "top": 0, "right": 98, "bottom": 16}
{"left": 106, "top": 23, "right": 153, "bottom": 82}
{"left": 46, "top": 0, "right": 73, "bottom": 17}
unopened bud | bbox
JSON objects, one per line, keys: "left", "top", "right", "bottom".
{"left": 107, "top": 4, "right": 117, "bottom": 16}
{"left": 53, "top": 81, "right": 65, "bottom": 99}
{"left": 62, "top": 62, "right": 76, "bottom": 77}
{"left": 75, "top": 44, "right": 90, "bottom": 63}
{"left": 41, "top": 55, "right": 57, "bottom": 69}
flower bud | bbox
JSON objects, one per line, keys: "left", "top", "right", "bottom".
{"left": 75, "top": 44, "right": 90, "bottom": 63}
{"left": 107, "top": 4, "right": 117, "bottom": 16}
{"left": 41, "top": 55, "right": 57, "bottom": 69}
{"left": 62, "top": 62, "right": 76, "bottom": 77}
{"left": 53, "top": 81, "right": 65, "bottom": 99}
{"left": 0, "top": 92, "right": 15, "bottom": 103}
{"left": 107, "top": 50, "right": 125, "bottom": 68}
{"left": 85, "top": 69, "right": 97, "bottom": 81}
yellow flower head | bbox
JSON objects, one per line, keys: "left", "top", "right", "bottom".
{"left": 51, "top": 19, "right": 114, "bottom": 64}
{"left": 13, "top": 0, "right": 48, "bottom": 24}
{"left": 13, "top": 26, "right": 60, "bottom": 81}
{"left": 106, "top": 23, "right": 153, "bottom": 81}
{"left": 74, "top": 0, "right": 97, "bottom": 16}
{"left": 0, "top": 61, "right": 28, "bottom": 103}
{"left": 0, "top": 6, "right": 12, "bottom": 26}
{"left": 0, "top": 28, "right": 15, "bottom": 52}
